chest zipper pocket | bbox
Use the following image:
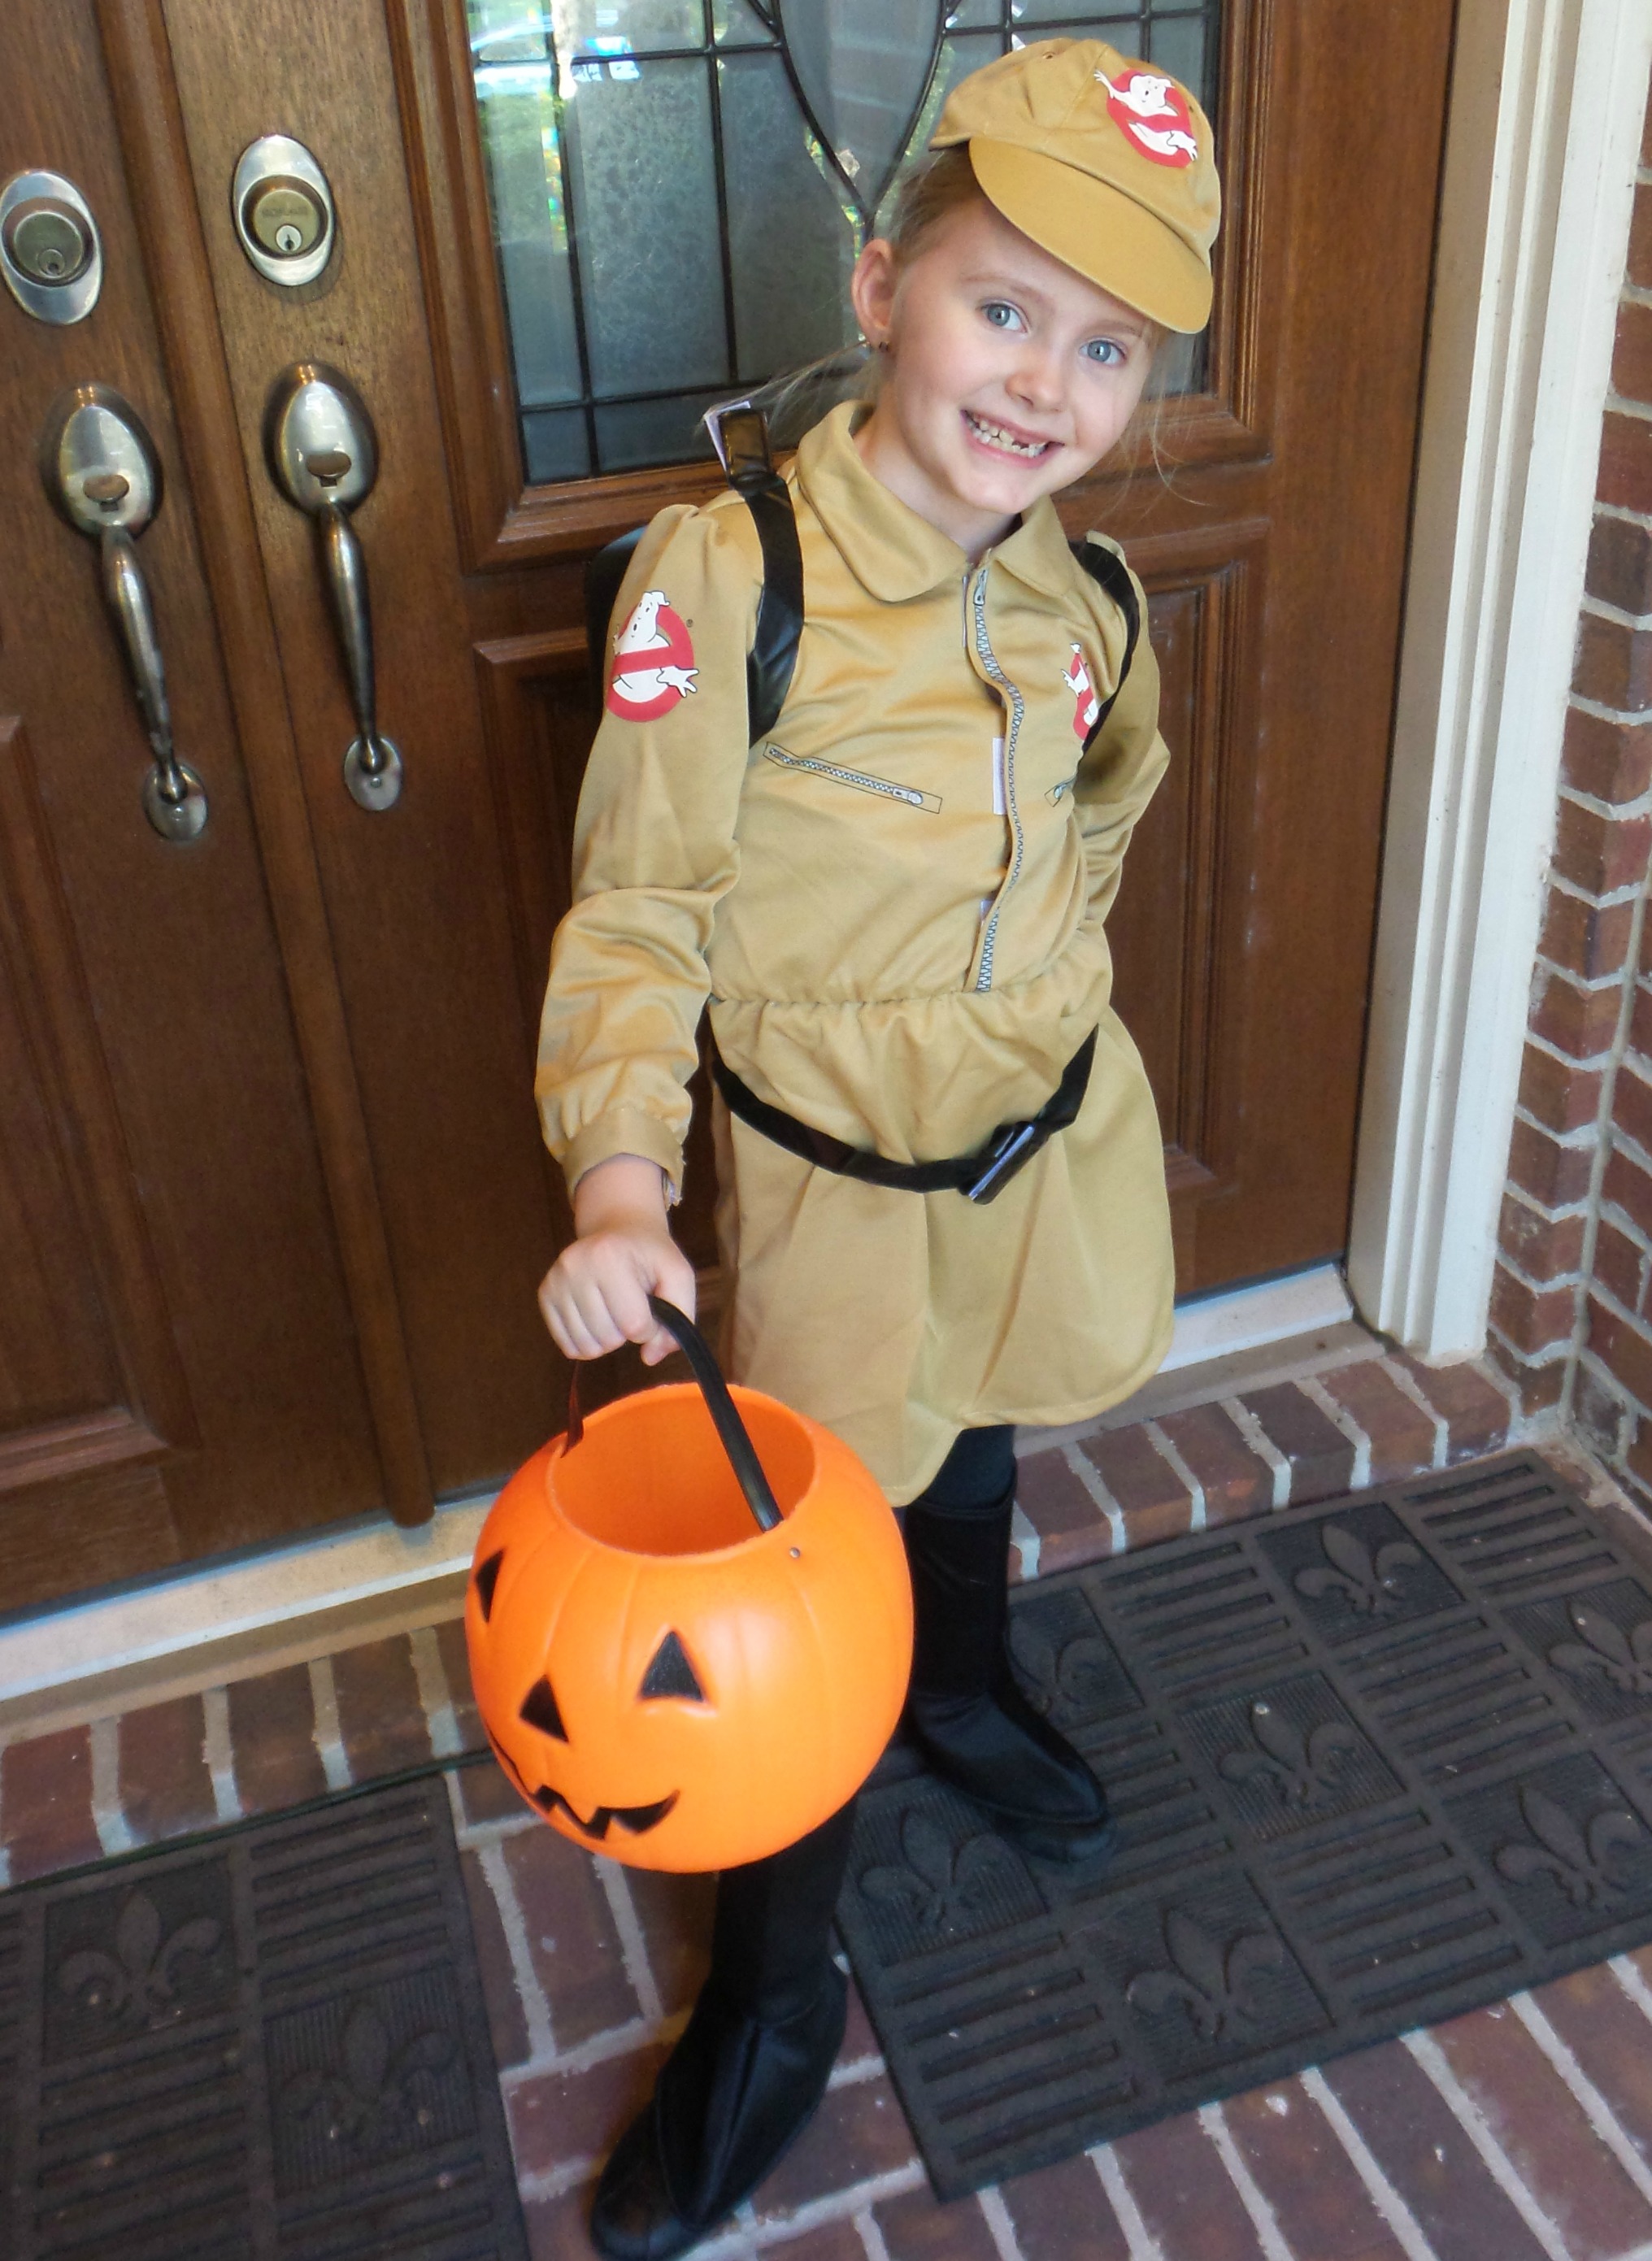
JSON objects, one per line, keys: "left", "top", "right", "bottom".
{"left": 763, "top": 744, "right": 941, "bottom": 813}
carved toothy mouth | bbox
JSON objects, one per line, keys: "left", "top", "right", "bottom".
{"left": 531, "top": 1785, "right": 680, "bottom": 1841}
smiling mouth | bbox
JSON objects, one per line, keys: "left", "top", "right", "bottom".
{"left": 963, "top": 409, "right": 1056, "bottom": 459}
{"left": 531, "top": 1785, "right": 679, "bottom": 1841}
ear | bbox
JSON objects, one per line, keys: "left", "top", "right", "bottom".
{"left": 850, "top": 237, "right": 900, "bottom": 352}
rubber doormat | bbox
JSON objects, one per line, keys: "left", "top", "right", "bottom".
{"left": 0, "top": 1776, "right": 528, "bottom": 2260}
{"left": 837, "top": 1450, "right": 1652, "bottom": 2199}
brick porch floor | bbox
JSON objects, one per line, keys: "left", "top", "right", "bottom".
{"left": 11, "top": 1349, "right": 1652, "bottom": 2258}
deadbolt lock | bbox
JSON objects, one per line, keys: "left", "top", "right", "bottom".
{"left": 232, "top": 137, "right": 335, "bottom": 285}
{"left": 245, "top": 176, "right": 326, "bottom": 259}
{"left": 0, "top": 172, "right": 102, "bottom": 323}
{"left": 3, "top": 198, "right": 92, "bottom": 284}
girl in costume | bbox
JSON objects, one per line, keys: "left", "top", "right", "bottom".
{"left": 536, "top": 39, "right": 1219, "bottom": 2259}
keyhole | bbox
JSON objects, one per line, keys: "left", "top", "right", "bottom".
{"left": 37, "top": 247, "right": 65, "bottom": 278}
{"left": 274, "top": 224, "right": 302, "bottom": 254}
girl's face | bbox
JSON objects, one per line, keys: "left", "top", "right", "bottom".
{"left": 849, "top": 196, "right": 1156, "bottom": 558}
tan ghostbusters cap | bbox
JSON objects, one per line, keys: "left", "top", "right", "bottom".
{"left": 929, "top": 39, "right": 1220, "bottom": 333}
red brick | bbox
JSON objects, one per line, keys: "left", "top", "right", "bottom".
{"left": 1600, "top": 411, "right": 1652, "bottom": 515}
{"left": 1076, "top": 1424, "right": 1192, "bottom": 1548}
{"left": 1153, "top": 1402, "right": 1272, "bottom": 1525}
{"left": 226, "top": 1663, "right": 328, "bottom": 1815}
{"left": 510, "top": 2040, "right": 668, "bottom": 2181}
{"left": 1490, "top": 1263, "right": 1576, "bottom": 1356}
{"left": 754, "top": 2072, "right": 918, "bottom": 2220}
{"left": 1553, "top": 798, "right": 1652, "bottom": 896}
{"left": 1506, "top": 1113, "right": 1596, "bottom": 1207}
{"left": 1575, "top": 611, "right": 1652, "bottom": 711}
{"left": 1630, "top": 981, "right": 1652, "bottom": 1060}
{"left": 872, "top": 2185, "right": 1004, "bottom": 2260}
{"left": 1486, "top": 1333, "right": 1568, "bottom": 1415}
{"left": 1498, "top": 1191, "right": 1586, "bottom": 1281}
{"left": 1015, "top": 1445, "right": 1115, "bottom": 1570}
{"left": 623, "top": 1866, "right": 717, "bottom": 2020}
{"left": 1526, "top": 967, "right": 1630, "bottom": 1062}
{"left": 1516, "top": 1040, "right": 1602, "bottom": 1134}
{"left": 116, "top": 1694, "right": 215, "bottom": 1844}
{"left": 1540, "top": 886, "right": 1637, "bottom": 983}
{"left": 1616, "top": 1057, "right": 1652, "bottom": 1154}
{"left": 502, "top": 1825, "right": 644, "bottom": 2047}
{"left": 1234, "top": 1383, "right": 1354, "bottom": 1503}
{"left": 434, "top": 1615, "right": 485, "bottom": 1750}
{"left": 1432, "top": 2002, "right": 1652, "bottom": 2258}
{"left": 330, "top": 1633, "right": 433, "bottom": 1780}
{"left": 458, "top": 1752, "right": 530, "bottom": 1824}
{"left": 0, "top": 1726, "right": 102, "bottom": 1881}
{"left": 523, "top": 2185, "right": 601, "bottom": 2259}
{"left": 1524, "top": 1963, "right": 1652, "bottom": 2216}
{"left": 1321, "top": 2040, "right": 1557, "bottom": 2261}
{"left": 1613, "top": 298, "right": 1652, "bottom": 411}
{"left": 1223, "top": 2081, "right": 1415, "bottom": 2261}
{"left": 1631, "top": 180, "right": 1652, "bottom": 293}
{"left": 1588, "top": 512, "right": 1652, "bottom": 617}
{"left": 999, "top": 2153, "right": 1133, "bottom": 2261}
{"left": 1388, "top": 1354, "right": 1512, "bottom": 1462}
{"left": 1588, "top": 1293, "right": 1652, "bottom": 1404}
{"left": 1596, "top": 1215, "right": 1650, "bottom": 1315}
{"left": 1111, "top": 2115, "right": 1269, "bottom": 2261}
{"left": 461, "top": 1846, "right": 532, "bottom": 2071}
{"left": 1561, "top": 704, "right": 1652, "bottom": 803}
{"left": 1315, "top": 1361, "right": 1438, "bottom": 1482}
{"left": 1605, "top": 1142, "right": 1652, "bottom": 1235}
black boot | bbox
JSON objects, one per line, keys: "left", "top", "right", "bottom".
{"left": 903, "top": 1437, "right": 1116, "bottom": 1867}
{"left": 589, "top": 1803, "right": 854, "bottom": 2260}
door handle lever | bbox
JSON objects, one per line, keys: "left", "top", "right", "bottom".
{"left": 39, "top": 385, "right": 208, "bottom": 841}
{"left": 266, "top": 363, "right": 402, "bottom": 811}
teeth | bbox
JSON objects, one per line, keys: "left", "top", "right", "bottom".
{"left": 966, "top": 411, "right": 1049, "bottom": 457}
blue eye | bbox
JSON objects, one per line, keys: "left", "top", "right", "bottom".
{"left": 981, "top": 301, "right": 1023, "bottom": 332}
{"left": 1084, "top": 338, "right": 1126, "bottom": 367}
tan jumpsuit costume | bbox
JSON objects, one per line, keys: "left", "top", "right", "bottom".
{"left": 537, "top": 401, "right": 1175, "bottom": 1503}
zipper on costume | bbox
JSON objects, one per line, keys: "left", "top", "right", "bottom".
{"left": 763, "top": 744, "right": 941, "bottom": 811}
{"left": 967, "top": 562, "right": 1026, "bottom": 993}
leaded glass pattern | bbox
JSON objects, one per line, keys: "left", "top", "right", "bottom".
{"left": 467, "top": 0, "right": 1220, "bottom": 485}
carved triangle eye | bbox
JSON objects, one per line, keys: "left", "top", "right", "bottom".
{"left": 640, "top": 1631, "right": 706, "bottom": 1703}
{"left": 519, "top": 1675, "right": 568, "bottom": 1741}
{"left": 474, "top": 1549, "right": 505, "bottom": 1622}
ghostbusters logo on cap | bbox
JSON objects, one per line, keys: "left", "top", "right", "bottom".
{"left": 1096, "top": 68, "right": 1200, "bottom": 167}
{"left": 1063, "top": 646, "right": 1099, "bottom": 742}
{"left": 606, "top": 589, "right": 699, "bottom": 721}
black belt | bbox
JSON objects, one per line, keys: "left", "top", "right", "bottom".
{"left": 710, "top": 1031, "right": 1096, "bottom": 1205}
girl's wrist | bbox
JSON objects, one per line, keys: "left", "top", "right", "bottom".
{"left": 572, "top": 1152, "right": 671, "bottom": 1237}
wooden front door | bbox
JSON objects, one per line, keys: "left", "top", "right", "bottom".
{"left": 0, "top": 0, "right": 1451, "bottom": 1610}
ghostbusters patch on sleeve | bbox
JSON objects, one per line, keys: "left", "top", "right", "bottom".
{"left": 1063, "top": 645, "right": 1101, "bottom": 742}
{"left": 1095, "top": 68, "right": 1200, "bottom": 167}
{"left": 606, "top": 589, "right": 699, "bottom": 721}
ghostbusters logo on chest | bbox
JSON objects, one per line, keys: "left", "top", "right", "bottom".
{"left": 606, "top": 589, "right": 699, "bottom": 721}
{"left": 1096, "top": 67, "right": 1200, "bottom": 167}
{"left": 1063, "top": 645, "right": 1100, "bottom": 742}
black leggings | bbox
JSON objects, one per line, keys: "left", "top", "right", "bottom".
{"left": 909, "top": 1423, "right": 1016, "bottom": 1518}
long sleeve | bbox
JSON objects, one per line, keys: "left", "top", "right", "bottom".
{"left": 535, "top": 496, "right": 764, "bottom": 1196}
{"left": 1071, "top": 544, "right": 1168, "bottom": 932}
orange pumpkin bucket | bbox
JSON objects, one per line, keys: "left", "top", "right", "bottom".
{"left": 466, "top": 1298, "right": 914, "bottom": 1872}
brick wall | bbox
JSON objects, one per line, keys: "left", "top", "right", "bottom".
{"left": 1489, "top": 92, "right": 1652, "bottom": 1498}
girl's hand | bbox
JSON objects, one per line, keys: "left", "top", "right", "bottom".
{"left": 537, "top": 1154, "right": 697, "bottom": 1366}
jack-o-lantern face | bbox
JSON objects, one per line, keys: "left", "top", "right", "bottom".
{"left": 465, "top": 1383, "right": 913, "bottom": 1872}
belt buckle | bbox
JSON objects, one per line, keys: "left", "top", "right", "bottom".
{"left": 961, "top": 1119, "right": 1046, "bottom": 1203}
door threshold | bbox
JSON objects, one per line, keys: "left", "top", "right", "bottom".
{"left": 0, "top": 1266, "right": 1354, "bottom": 1731}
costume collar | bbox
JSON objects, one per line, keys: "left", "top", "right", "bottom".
{"left": 794, "top": 402, "right": 1080, "bottom": 604}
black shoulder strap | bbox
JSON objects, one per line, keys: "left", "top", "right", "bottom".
{"left": 1071, "top": 536, "right": 1141, "bottom": 752}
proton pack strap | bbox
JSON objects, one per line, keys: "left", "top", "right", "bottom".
{"left": 737, "top": 469, "right": 804, "bottom": 745}
{"left": 1071, "top": 536, "right": 1141, "bottom": 752}
{"left": 710, "top": 1031, "right": 1096, "bottom": 1205}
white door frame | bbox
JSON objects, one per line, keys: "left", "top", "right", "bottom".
{"left": 1349, "top": 0, "right": 1652, "bottom": 1355}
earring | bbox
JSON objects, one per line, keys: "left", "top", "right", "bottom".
{"left": 875, "top": 337, "right": 892, "bottom": 355}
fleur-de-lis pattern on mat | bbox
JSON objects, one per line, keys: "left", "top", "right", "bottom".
{"left": 1293, "top": 1521, "right": 1421, "bottom": 1615}
{"left": 1548, "top": 1598, "right": 1652, "bottom": 1695}
{"left": 860, "top": 1806, "right": 1024, "bottom": 1936}
{"left": 56, "top": 1890, "right": 223, "bottom": 2028}
{"left": 1493, "top": 1785, "right": 1645, "bottom": 1907}
{"left": 1219, "top": 1699, "right": 1361, "bottom": 1808}
{"left": 1126, "top": 1909, "right": 1285, "bottom": 2042}
{"left": 283, "top": 1998, "right": 456, "bottom": 2154}
{"left": 1011, "top": 1620, "right": 1115, "bottom": 1720}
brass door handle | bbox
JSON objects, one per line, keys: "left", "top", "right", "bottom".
{"left": 265, "top": 362, "right": 402, "bottom": 811}
{"left": 38, "top": 385, "right": 208, "bottom": 841}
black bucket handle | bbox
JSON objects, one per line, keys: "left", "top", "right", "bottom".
{"left": 563, "top": 1294, "right": 783, "bottom": 1533}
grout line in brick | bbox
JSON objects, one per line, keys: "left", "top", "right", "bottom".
{"left": 827, "top": 2051, "right": 885, "bottom": 2089}
{"left": 1590, "top": 502, "right": 1652, "bottom": 533}
{"left": 1497, "top": 1246, "right": 1585, "bottom": 1299}
{"left": 1220, "top": 1397, "right": 1292, "bottom": 1508}
{"left": 1298, "top": 2067, "right": 1439, "bottom": 2261}
{"left": 1580, "top": 593, "right": 1652, "bottom": 633}
{"left": 977, "top": 2185, "right": 1028, "bottom": 2261}
{"left": 1010, "top": 1498, "right": 1041, "bottom": 1582}
{"left": 854, "top": 2208, "right": 893, "bottom": 2261}
{"left": 1377, "top": 1359, "right": 1450, "bottom": 1467}
{"left": 516, "top": 2154, "right": 599, "bottom": 2205}
{"left": 1089, "top": 2143, "right": 1164, "bottom": 2261}
{"left": 680, "top": 2163, "right": 927, "bottom": 2260}
{"left": 201, "top": 1684, "right": 241, "bottom": 1824}
{"left": 499, "top": 2006, "right": 689, "bottom": 2089}
{"left": 1609, "top": 1950, "right": 1652, "bottom": 2030}
{"left": 408, "top": 1624, "right": 464, "bottom": 1759}
{"left": 1402, "top": 2029, "right": 1570, "bottom": 2261}
{"left": 1198, "top": 2102, "right": 1297, "bottom": 2261}
{"left": 306, "top": 1655, "right": 351, "bottom": 1791}
{"left": 594, "top": 1857, "right": 665, "bottom": 2026}
{"left": 1545, "top": 867, "right": 1650, "bottom": 911}
{"left": 89, "top": 1716, "right": 137, "bottom": 1855}
{"left": 1063, "top": 1442, "right": 1128, "bottom": 1550}
{"left": 1572, "top": 687, "right": 1652, "bottom": 725}
{"left": 1509, "top": 1990, "right": 1652, "bottom": 2211}
{"left": 1301, "top": 1376, "right": 1372, "bottom": 1489}
{"left": 1559, "top": 779, "right": 1652, "bottom": 823}
{"left": 1514, "top": 1099, "right": 1604, "bottom": 1146}
{"left": 1144, "top": 1420, "right": 1205, "bottom": 1532}
{"left": 478, "top": 1837, "right": 558, "bottom": 2063}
